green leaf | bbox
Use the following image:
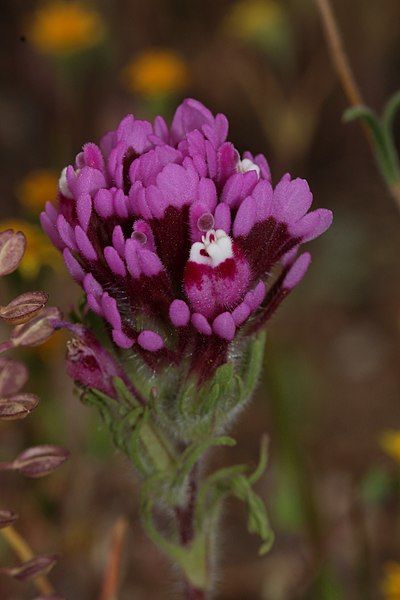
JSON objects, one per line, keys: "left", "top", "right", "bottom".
{"left": 383, "top": 89, "right": 400, "bottom": 133}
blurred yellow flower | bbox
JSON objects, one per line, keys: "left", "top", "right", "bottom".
{"left": 380, "top": 430, "right": 400, "bottom": 463}
{"left": 0, "top": 220, "right": 60, "bottom": 279}
{"left": 17, "top": 170, "right": 58, "bottom": 215}
{"left": 29, "top": 1, "right": 104, "bottom": 56}
{"left": 225, "top": 0, "right": 289, "bottom": 52}
{"left": 123, "top": 50, "right": 188, "bottom": 97}
{"left": 382, "top": 562, "right": 400, "bottom": 599}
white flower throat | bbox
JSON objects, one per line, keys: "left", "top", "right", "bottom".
{"left": 190, "top": 229, "right": 233, "bottom": 267}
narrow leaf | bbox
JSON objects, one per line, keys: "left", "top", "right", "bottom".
{"left": 0, "top": 230, "right": 26, "bottom": 276}
{"left": 0, "top": 554, "right": 58, "bottom": 581}
{"left": 13, "top": 445, "right": 69, "bottom": 478}
{"left": 0, "top": 358, "right": 28, "bottom": 396}
{"left": 0, "top": 291, "right": 48, "bottom": 325}
{"left": 0, "top": 393, "right": 39, "bottom": 420}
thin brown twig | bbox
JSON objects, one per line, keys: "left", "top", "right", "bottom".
{"left": 314, "top": 0, "right": 363, "bottom": 108}
{"left": 315, "top": 0, "right": 400, "bottom": 212}
{"left": 0, "top": 525, "right": 55, "bottom": 597}
{"left": 99, "top": 517, "right": 128, "bottom": 600}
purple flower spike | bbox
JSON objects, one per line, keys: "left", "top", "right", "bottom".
{"left": 41, "top": 98, "right": 332, "bottom": 381}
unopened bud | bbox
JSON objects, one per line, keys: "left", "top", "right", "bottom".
{"left": 0, "top": 509, "right": 18, "bottom": 529}
{"left": 0, "top": 230, "right": 26, "bottom": 276}
{"left": 0, "top": 358, "right": 28, "bottom": 396}
{"left": 11, "top": 307, "right": 61, "bottom": 347}
{"left": 0, "top": 291, "right": 48, "bottom": 325}
{"left": 0, "top": 393, "right": 39, "bottom": 420}
{"left": 12, "top": 445, "right": 69, "bottom": 478}
{"left": 0, "top": 554, "right": 58, "bottom": 582}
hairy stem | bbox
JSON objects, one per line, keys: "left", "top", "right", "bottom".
{"left": 0, "top": 525, "right": 55, "bottom": 596}
{"left": 176, "top": 465, "right": 208, "bottom": 600}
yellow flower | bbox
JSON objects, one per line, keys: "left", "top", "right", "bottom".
{"left": 0, "top": 220, "right": 60, "bottom": 279}
{"left": 17, "top": 170, "right": 58, "bottom": 215}
{"left": 29, "top": 1, "right": 104, "bottom": 56}
{"left": 123, "top": 49, "right": 188, "bottom": 97}
{"left": 380, "top": 430, "right": 400, "bottom": 463}
{"left": 382, "top": 562, "right": 400, "bottom": 599}
{"left": 225, "top": 0, "right": 288, "bottom": 48}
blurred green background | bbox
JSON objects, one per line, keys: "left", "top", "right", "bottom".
{"left": 1, "top": 1, "right": 400, "bottom": 598}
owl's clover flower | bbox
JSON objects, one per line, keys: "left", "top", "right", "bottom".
{"left": 41, "top": 98, "right": 332, "bottom": 385}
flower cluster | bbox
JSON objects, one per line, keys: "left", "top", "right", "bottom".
{"left": 41, "top": 98, "right": 332, "bottom": 386}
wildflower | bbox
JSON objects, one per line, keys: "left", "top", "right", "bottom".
{"left": 380, "top": 430, "right": 400, "bottom": 463}
{"left": 1, "top": 220, "right": 60, "bottom": 279}
{"left": 29, "top": 1, "right": 104, "bottom": 57}
{"left": 382, "top": 562, "right": 400, "bottom": 599}
{"left": 41, "top": 98, "right": 332, "bottom": 385}
{"left": 17, "top": 170, "right": 58, "bottom": 215}
{"left": 123, "top": 49, "right": 188, "bottom": 98}
{"left": 225, "top": 0, "right": 289, "bottom": 50}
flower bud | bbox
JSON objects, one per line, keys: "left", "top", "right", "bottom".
{"left": 0, "top": 291, "right": 48, "bottom": 325}
{"left": 0, "top": 230, "right": 26, "bottom": 276}
{"left": 0, "top": 393, "right": 39, "bottom": 420}
{"left": 0, "top": 509, "right": 18, "bottom": 529}
{"left": 11, "top": 307, "right": 61, "bottom": 347}
{"left": 0, "top": 358, "right": 28, "bottom": 396}
{"left": 0, "top": 554, "right": 58, "bottom": 582}
{"left": 12, "top": 445, "right": 69, "bottom": 478}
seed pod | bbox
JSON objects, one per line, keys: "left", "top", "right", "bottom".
{"left": 0, "top": 509, "right": 18, "bottom": 529}
{"left": 0, "top": 394, "right": 39, "bottom": 420}
{"left": 0, "top": 358, "right": 28, "bottom": 396}
{"left": 0, "top": 554, "right": 58, "bottom": 581}
{"left": 12, "top": 445, "right": 69, "bottom": 478}
{"left": 11, "top": 307, "right": 61, "bottom": 347}
{"left": 0, "top": 230, "right": 26, "bottom": 276}
{"left": 0, "top": 291, "right": 48, "bottom": 326}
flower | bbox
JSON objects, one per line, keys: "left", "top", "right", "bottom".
{"left": 17, "top": 170, "right": 58, "bottom": 215}
{"left": 380, "top": 430, "right": 400, "bottom": 463}
{"left": 29, "top": 1, "right": 104, "bottom": 57}
{"left": 225, "top": 0, "right": 289, "bottom": 51}
{"left": 123, "top": 50, "right": 188, "bottom": 98}
{"left": 1, "top": 220, "right": 60, "bottom": 279}
{"left": 41, "top": 98, "right": 332, "bottom": 385}
{"left": 382, "top": 562, "right": 400, "bottom": 599}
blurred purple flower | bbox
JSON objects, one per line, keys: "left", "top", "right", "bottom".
{"left": 41, "top": 98, "right": 332, "bottom": 382}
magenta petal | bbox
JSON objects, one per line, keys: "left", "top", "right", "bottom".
{"left": 76, "top": 193, "right": 92, "bottom": 231}
{"left": 214, "top": 202, "right": 231, "bottom": 233}
{"left": 189, "top": 202, "right": 211, "bottom": 242}
{"left": 233, "top": 196, "right": 256, "bottom": 237}
{"left": 171, "top": 98, "right": 214, "bottom": 144}
{"left": 113, "top": 189, "right": 129, "bottom": 219}
{"left": 101, "top": 293, "right": 121, "bottom": 329}
{"left": 56, "top": 215, "right": 76, "bottom": 250}
{"left": 212, "top": 312, "right": 236, "bottom": 341}
{"left": 156, "top": 163, "right": 199, "bottom": 208}
{"left": 75, "top": 226, "right": 97, "bottom": 261}
{"left": 112, "top": 329, "right": 134, "bottom": 349}
{"left": 63, "top": 248, "right": 85, "bottom": 282}
{"left": 87, "top": 293, "right": 102, "bottom": 315}
{"left": 137, "top": 247, "right": 163, "bottom": 277}
{"left": 116, "top": 116, "right": 153, "bottom": 153}
{"left": 83, "top": 273, "right": 102, "bottom": 297}
{"left": 169, "top": 299, "right": 190, "bottom": 327}
{"left": 94, "top": 189, "right": 114, "bottom": 218}
{"left": 290, "top": 209, "right": 333, "bottom": 242}
{"left": 245, "top": 281, "right": 266, "bottom": 310}
{"left": 145, "top": 185, "right": 166, "bottom": 219}
{"left": 70, "top": 166, "right": 106, "bottom": 197}
{"left": 137, "top": 330, "right": 164, "bottom": 351}
{"left": 112, "top": 226, "right": 125, "bottom": 257}
{"left": 272, "top": 177, "right": 313, "bottom": 223}
{"left": 125, "top": 239, "right": 140, "bottom": 278}
{"left": 231, "top": 302, "right": 251, "bottom": 326}
{"left": 40, "top": 212, "right": 64, "bottom": 251}
{"left": 104, "top": 246, "right": 126, "bottom": 277}
{"left": 283, "top": 252, "right": 311, "bottom": 289}
{"left": 132, "top": 220, "right": 156, "bottom": 252}
{"left": 252, "top": 180, "right": 274, "bottom": 222}
{"left": 191, "top": 313, "right": 212, "bottom": 335}
{"left": 198, "top": 178, "right": 217, "bottom": 211}
{"left": 82, "top": 143, "right": 105, "bottom": 171}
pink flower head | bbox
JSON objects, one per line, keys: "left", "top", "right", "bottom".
{"left": 42, "top": 98, "right": 332, "bottom": 382}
